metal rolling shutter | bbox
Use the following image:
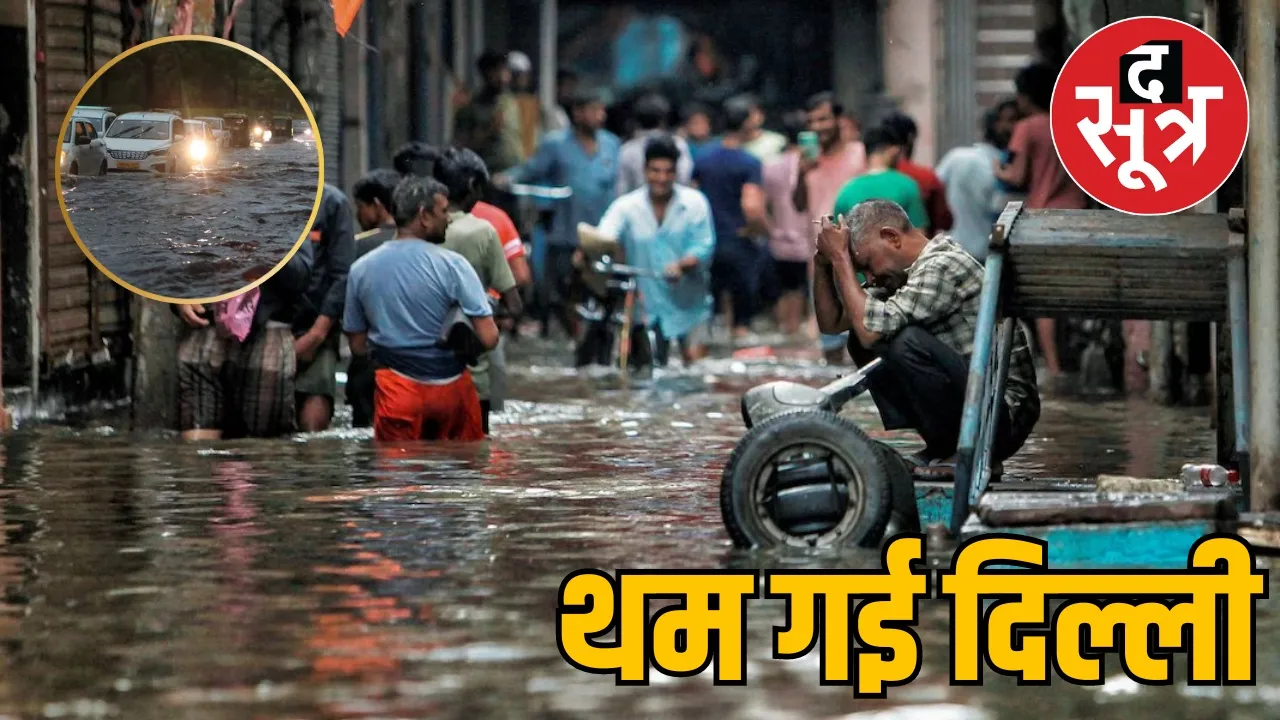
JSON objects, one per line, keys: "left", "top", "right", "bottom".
{"left": 41, "top": 0, "right": 131, "bottom": 363}
{"left": 974, "top": 1, "right": 1038, "bottom": 113}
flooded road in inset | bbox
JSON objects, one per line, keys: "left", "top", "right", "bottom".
{"left": 61, "top": 139, "right": 319, "bottom": 300}
{"left": 0, "top": 337, "right": 1268, "bottom": 719}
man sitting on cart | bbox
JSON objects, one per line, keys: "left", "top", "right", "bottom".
{"left": 812, "top": 199, "right": 1041, "bottom": 480}
{"left": 589, "top": 136, "right": 716, "bottom": 364}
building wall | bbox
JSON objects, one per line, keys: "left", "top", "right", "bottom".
{"left": 882, "top": 0, "right": 941, "bottom": 165}
{"left": 38, "top": 0, "right": 134, "bottom": 373}
{"left": 832, "top": 0, "right": 885, "bottom": 128}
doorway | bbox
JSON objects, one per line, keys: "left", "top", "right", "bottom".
{"left": 0, "top": 25, "right": 33, "bottom": 389}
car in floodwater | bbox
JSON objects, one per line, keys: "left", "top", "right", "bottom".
{"left": 194, "top": 116, "right": 230, "bottom": 150}
{"left": 103, "top": 112, "right": 197, "bottom": 174}
{"left": 60, "top": 117, "right": 109, "bottom": 176}
{"left": 292, "top": 119, "right": 313, "bottom": 142}
{"left": 223, "top": 113, "right": 251, "bottom": 147}
{"left": 271, "top": 115, "right": 293, "bottom": 142}
{"left": 70, "top": 105, "right": 118, "bottom": 137}
{"left": 182, "top": 119, "right": 218, "bottom": 166}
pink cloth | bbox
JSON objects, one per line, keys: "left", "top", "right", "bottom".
{"left": 1009, "top": 113, "right": 1089, "bottom": 210}
{"left": 762, "top": 152, "right": 814, "bottom": 262}
{"left": 214, "top": 288, "right": 260, "bottom": 342}
{"left": 804, "top": 142, "right": 867, "bottom": 223}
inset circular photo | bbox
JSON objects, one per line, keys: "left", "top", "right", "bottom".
{"left": 55, "top": 35, "right": 323, "bottom": 303}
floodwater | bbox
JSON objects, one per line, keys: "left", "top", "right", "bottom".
{"left": 60, "top": 139, "right": 319, "bottom": 300}
{"left": 0, "top": 336, "right": 1272, "bottom": 719}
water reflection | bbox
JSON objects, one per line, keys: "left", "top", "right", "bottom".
{"left": 0, "top": 340, "right": 1268, "bottom": 718}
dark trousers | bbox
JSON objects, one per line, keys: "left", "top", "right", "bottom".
{"left": 849, "top": 326, "right": 1032, "bottom": 463}
{"left": 347, "top": 353, "right": 375, "bottom": 429}
{"left": 481, "top": 400, "right": 491, "bottom": 435}
{"left": 711, "top": 237, "right": 763, "bottom": 329}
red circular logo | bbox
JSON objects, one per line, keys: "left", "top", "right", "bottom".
{"left": 1050, "top": 16, "right": 1249, "bottom": 216}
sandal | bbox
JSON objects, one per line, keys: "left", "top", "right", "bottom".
{"left": 913, "top": 458, "right": 957, "bottom": 480}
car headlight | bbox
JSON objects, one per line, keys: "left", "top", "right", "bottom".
{"left": 263, "top": 130, "right": 273, "bottom": 142}
{"left": 59, "top": 150, "right": 66, "bottom": 167}
{"left": 149, "top": 147, "right": 170, "bottom": 157}
{"left": 189, "top": 140, "right": 207, "bottom": 162}
{"left": 253, "top": 126, "right": 263, "bottom": 136}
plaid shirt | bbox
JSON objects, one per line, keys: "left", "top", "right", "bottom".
{"left": 862, "top": 234, "right": 1039, "bottom": 422}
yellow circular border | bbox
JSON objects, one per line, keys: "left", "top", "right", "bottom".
{"left": 54, "top": 34, "right": 325, "bottom": 305}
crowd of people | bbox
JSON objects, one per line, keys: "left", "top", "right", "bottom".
{"left": 163, "top": 50, "right": 1083, "bottom": 459}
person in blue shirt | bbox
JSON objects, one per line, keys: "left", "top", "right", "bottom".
{"left": 692, "top": 96, "right": 769, "bottom": 341}
{"left": 497, "top": 89, "right": 620, "bottom": 339}
{"left": 988, "top": 98, "right": 1025, "bottom": 218}
{"left": 597, "top": 135, "right": 717, "bottom": 365}
{"left": 343, "top": 175, "right": 499, "bottom": 442}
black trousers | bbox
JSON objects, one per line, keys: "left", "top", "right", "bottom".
{"left": 849, "top": 326, "right": 1034, "bottom": 463}
{"left": 347, "top": 353, "right": 375, "bottom": 429}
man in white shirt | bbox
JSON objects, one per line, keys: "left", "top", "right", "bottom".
{"left": 935, "top": 100, "right": 1020, "bottom": 262}
{"left": 597, "top": 135, "right": 716, "bottom": 363}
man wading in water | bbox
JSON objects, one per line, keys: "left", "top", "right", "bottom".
{"left": 343, "top": 176, "right": 499, "bottom": 442}
{"left": 813, "top": 199, "right": 1041, "bottom": 479}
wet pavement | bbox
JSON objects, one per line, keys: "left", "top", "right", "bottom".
{"left": 60, "top": 139, "right": 320, "bottom": 300}
{"left": 0, "top": 336, "right": 1271, "bottom": 719}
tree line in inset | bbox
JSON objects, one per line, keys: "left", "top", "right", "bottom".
{"left": 82, "top": 40, "right": 304, "bottom": 117}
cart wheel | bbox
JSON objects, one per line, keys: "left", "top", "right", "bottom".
{"left": 720, "top": 410, "right": 893, "bottom": 550}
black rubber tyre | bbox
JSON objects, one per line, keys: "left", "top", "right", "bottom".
{"left": 720, "top": 410, "right": 893, "bottom": 550}
{"left": 98, "top": 160, "right": 107, "bottom": 176}
{"left": 871, "top": 438, "right": 921, "bottom": 537}
{"left": 69, "top": 161, "right": 78, "bottom": 176}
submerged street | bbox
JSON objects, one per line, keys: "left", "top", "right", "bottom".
{"left": 61, "top": 139, "right": 320, "bottom": 300}
{"left": 0, "top": 338, "right": 1271, "bottom": 720}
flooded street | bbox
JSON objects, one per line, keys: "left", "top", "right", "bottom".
{"left": 0, "top": 338, "right": 1272, "bottom": 720}
{"left": 61, "top": 139, "right": 319, "bottom": 300}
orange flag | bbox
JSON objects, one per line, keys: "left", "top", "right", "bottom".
{"left": 333, "top": 0, "right": 364, "bottom": 36}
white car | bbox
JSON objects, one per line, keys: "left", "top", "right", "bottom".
{"left": 60, "top": 117, "right": 109, "bottom": 176}
{"left": 182, "top": 119, "right": 217, "bottom": 166}
{"left": 104, "top": 112, "right": 196, "bottom": 174}
{"left": 71, "top": 105, "right": 118, "bottom": 136}
{"left": 194, "top": 116, "right": 230, "bottom": 150}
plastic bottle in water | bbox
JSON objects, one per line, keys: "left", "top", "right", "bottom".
{"left": 1181, "top": 463, "right": 1235, "bottom": 488}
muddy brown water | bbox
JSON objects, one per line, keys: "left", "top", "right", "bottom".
{"left": 60, "top": 139, "right": 319, "bottom": 300}
{"left": 0, "top": 337, "right": 1271, "bottom": 719}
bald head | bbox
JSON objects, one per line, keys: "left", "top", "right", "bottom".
{"left": 843, "top": 199, "right": 928, "bottom": 293}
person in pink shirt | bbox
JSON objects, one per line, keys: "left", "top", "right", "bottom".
{"left": 791, "top": 92, "right": 867, "bottom": 362}
{"left": 762, "top": 111, "right": 815, "bottom": 336}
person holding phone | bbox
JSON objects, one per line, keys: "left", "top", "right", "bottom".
{"left": 791, "top": 91, "right": 867, "bottom": 363}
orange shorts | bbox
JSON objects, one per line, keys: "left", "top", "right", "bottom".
{"left": 373, "top": 369, "right": 484, "bottom": 442}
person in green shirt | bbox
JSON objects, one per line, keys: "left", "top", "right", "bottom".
{"left": 434, "top": 148, "right": 524, "bottom": 435}
{"left": 832, "top": 125, "right": 928, "bottom": 228}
